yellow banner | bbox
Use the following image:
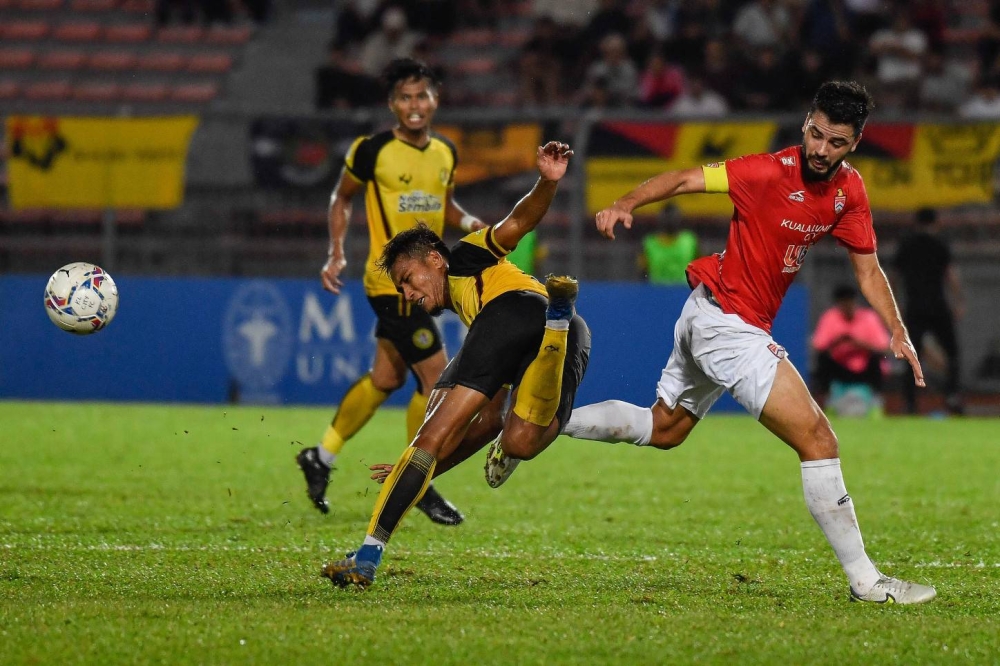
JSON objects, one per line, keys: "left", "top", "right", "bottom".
{"left": 436, "top": 123, "right": 542, "bottom": 186}
{"left": 851, "top": 123, "right": 1000, "bottom": 210}
{"left": 6, "top": 116, "right": 198, "bottom": 209}
{"left": 586, "top": 122, "right": 778, "bottom": 215}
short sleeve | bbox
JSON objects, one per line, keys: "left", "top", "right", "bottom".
{"left": 723, "top": 153, "right": 783, "bottom": 209}
{"left": 831, "top": 175, "right": 876, "bottom": 254}
{"left": 344, "top": 136, "right": 376, "bottom": 183}
{"left": 434, "top": 132, "right": 458, "bottom": 187}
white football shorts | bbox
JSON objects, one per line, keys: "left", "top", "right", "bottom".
{"left": 656, "top": 284, "right": 786, "bottom": 420}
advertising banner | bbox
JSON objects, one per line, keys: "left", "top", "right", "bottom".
{"left": 0, "top": 276, "right": 808, "bottom": 413}
{"left": 6, "top": 116, "right": 199, "bottom": 209}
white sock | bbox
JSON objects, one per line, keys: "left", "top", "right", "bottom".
{"left": 316, "top": 444, "right": 336, "bottom": 467}
{"left": 563, "top": 400, "right": 653, "bottom": 446}
{"left": 362, "top": 535, "right": 386, "bottom": 548}
{"left": 801, "top": 459, "right": 881, "bottom": 593}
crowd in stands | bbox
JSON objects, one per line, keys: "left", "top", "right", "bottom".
{"left": 317, "top": 0, "right": 1000, "bottom": 118}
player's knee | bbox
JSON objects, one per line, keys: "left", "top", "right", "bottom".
{"left": 803, "top": 413, "right": 839, "bottom": 459}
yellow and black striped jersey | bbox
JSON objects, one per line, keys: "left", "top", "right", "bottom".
{"left": 447, "top": 227, "right": 547, "bottom": 327}
{"left": 344, "top": 129, "right": 457, "bottom": 297}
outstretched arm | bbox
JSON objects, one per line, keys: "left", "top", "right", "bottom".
{"left": 849, "top": 250, "right": 925, "bottom": 387}
{"left": 595, "top": 167, "right": 706, "bottom": 239}
{"left": 321, "top": 169, "right": 364, "bottom": 294}
{"left": 491, "top": 141, "right": 573, "bottom": 251}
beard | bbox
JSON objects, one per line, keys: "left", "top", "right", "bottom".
{"left": 799, "top": 145, "right": 844, "bottom": 182}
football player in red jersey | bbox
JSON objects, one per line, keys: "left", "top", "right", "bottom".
{"left": 564, "top": 81, "right": 936, "bottom": 604}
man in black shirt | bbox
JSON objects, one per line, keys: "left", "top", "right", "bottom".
{"left": 893, "top": 208, "right": 965, "bottom": 414}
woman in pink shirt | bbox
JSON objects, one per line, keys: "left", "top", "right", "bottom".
{"left": 812, "top": 284, "right": 891, "bottom": 400}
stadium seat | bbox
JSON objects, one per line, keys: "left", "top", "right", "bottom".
{"left": 50, "top": 209, "right": 103, "bottom": 225}
{"left": 37, "top": 49, "right": 87, "bottom": 70}
{"left": 170, "top": 82, "right": 218, "bottom": 102}
{"left": 156, "top": 25, "right": 205, "bottom": 44}
{"left": 455, "top": 57, "right": 496, "bottom": 75}
{"left": 70, "top": 0, "right": 118, "bottom": 10}
{"left": 72, "top": 81, "right": 122, "bottom": 101}
{"left": 114, "top": 209, "right": 147, "bottom": 226}
{"left": 0, "top": 80, "right": 21, "bottom": 100}
{"left": 87, "top": 50, "right": 137, "bottom": 71}
{"left": 204, "top": 24, "right": 253, "bottom": 45}
{"left": 120, "top": 0, "right": 153, "bottom": 12}
{"left": 0, "top": 209, "right": 49, "bottom": 224}
{"left": 104, "top": 23, "right": 152, "bottom": 43}
{"left": 1, "top": 21, "right": 51, "bottom": 41}
{"left": 16, "top": 0, "right": 63, "bottom": 9}
{"left": 186, "top": 53, "right": 233, "bottom": 74}
{"left": 52, "top": 21, "right": 103, "bottom": 42}
{"left": 447, "top": 28, "right": 494, "bottom": 47}
{"left": 136, "top": 52, "right": 186, "bottom": 71}
{"left": 24, "top": 79, "right": 72, "bottom": 100}
{"left": 0, "top": 48, "right": 35, "bottom": 70}
{"left": 122, "top": 82, "right": 169, "bottom": 102}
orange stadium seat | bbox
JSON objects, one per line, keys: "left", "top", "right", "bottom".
{"left": 87, "top": 50, "right": 137, "bottom": 71}
{"left": 52, "top": 21, "right": 103, "bottom": 42}
{"left": 135, "top": 51, "right": 186, "bottom": 71}
{"left": 23, "top": 80, "right": 72, "bottom": 100}
{"left": 37, "top": 49, "right": 87, "bottom": 70}
{"left": 186, "top": 53, "right": 233, "bottom": 74}
{"left": 72, "top": 81, "right": 122, "bottom": 101}
{"left": 0, "top": 48, "right": 36, "bottom": 69}
{"left": 104, "top": 23, "right": 152, "bottom": 43}
{"left": 156, "top": 25, "right": 205, "bottom": 44}
{"left": 170, "top": 82, "right": 218, "bottom": 102}
{"left": 70, "top": 0, "right": 118, "bottom": 10}
{"left": 1, "top": 21, "right": 51, "bottom": 41}
{"left": 205, "top": 24, "right": 253, "bottom": 45}
{"left": 122, "top": 82, "right": 169, "bottom": 102}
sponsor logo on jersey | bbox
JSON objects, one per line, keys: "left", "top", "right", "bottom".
{"left": 781, "top": 244, "right": 809, "bottom": 273}
{"left": 780, "top": 219, "right": 832, "bottom": 234}
{"left": 767, "top": 342, "right": 787, "bottom": 359}
{"left": 834, "top": 188, "right": 846, "bottom": 214}
{"left": 781, "top": 156, "right": 796, "bottom": 166}
{"left": 398, "top": 191, "right": 443, "bottom": 213}
{"left": 788, "top": 190, "right": 805, "bottom": 202}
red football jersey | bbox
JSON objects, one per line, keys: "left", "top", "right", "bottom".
{"left": 687, "top": 145, "right": 876, "bottom": 333}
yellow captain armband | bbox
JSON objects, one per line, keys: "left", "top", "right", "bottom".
{"left": 702, "top": 162, "right": 730, "bottom": 193}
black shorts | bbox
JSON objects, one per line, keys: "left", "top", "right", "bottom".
{"left": 367, "top": 295, "right": 444, "bottom": 365}
{"left": 435, "top": 291, "right": 591, "bottom": 428}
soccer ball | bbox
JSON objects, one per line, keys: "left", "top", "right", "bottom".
{"left": 44, "top": 262, "right": 119, "bottom": 334}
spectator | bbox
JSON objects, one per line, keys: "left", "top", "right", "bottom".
{"left": 799, "top": 0, "right": 854, "bottom": 76}
{"left": 359, "top": 6, "right": 422, "bottom": 78}
{"left": 669, "top": 0, "right": 730, "bottom": 70}
{"left": 893, "top": 208, "right": 965, "bottom": 415}
{"left": 919, "top": 50, "right": 971, "bottom": 113}
{"left": 700, "top": 38, "right": 737, "bottom": 106}
{"left": 811, "top": 283, "right": 890, "bottom": 415}
{"left": 315, "top": 44, "right": 383, "bottom": 108}
{"left": 644, "top": 0, "right": 680, "bottom": 42}
{"left": 732, "top": 0, "right": 793, "bottom": 54}
{"left": 638, "top": 49, "right": 686, "bottom": 108}
{"left": 958, "top": 76, "right": 1000, "bottom": 119}
{"left": 843, "top": 0, "right": 886, "bottom": 41}
{"left": 976, "top": 1, "right": 1000, "bottom": 79}
{"left": 579, "top": 33, "right": 639, "bottom": 108}
{"left": 516, "top": 17, "right": 564, "bottom": 106}
{"left": 735, "top": 47, "right": 789, "bottom": 110}
{"left": 332, "top": 0, "right": 382, "bottom": 51}
{"left": 788, "top": 48, "right": 832, "bottom": 108}
{"left": 531, "top": 0, "right": 597, "bottom": 29}
{"left": 667, "top": 72, "right": 729, "bottom": 118}
{"left": 868, "top": 11, "right": 927, "bottom": 107}
{"left": 638, "top": 207, "right": 698, "bottom": 285}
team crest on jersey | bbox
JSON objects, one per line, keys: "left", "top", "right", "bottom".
{"left": 412, "top": 328, "right": 434, "bottom": 350}
{"left": 834, "top": 188, "right": 846, "bottom": 214}
{"left": 767, "top": 343, "right": 787, "bottom": 359}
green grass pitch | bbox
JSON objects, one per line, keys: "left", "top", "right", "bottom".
{"left": 1, "top": 401, "right": 998, "bottom": 664}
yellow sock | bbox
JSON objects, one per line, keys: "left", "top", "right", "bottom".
{"left": 367, "top": 446, "right": 436, "bottom": 544}
{"left": 406, "top": 391, "right": 430, "bottom": 443}
{"left": 321, "top": 373, "right": 388, "bottom": 457}
{"left": 513, "top": 325, "right": 568, "bottom": 426}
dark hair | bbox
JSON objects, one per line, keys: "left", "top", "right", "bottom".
{"left": 382, "top": 57, "right": 439, "bottom": 98}
{"left": 377, "top": 223, "right": 450, "bottom": 274}
{"left": 916, "top": 207, "right": 938, "bottom": 226}
{"left": 833, "top": 283, "right": 858, "bottom": 301}
{"left": 810, "top": 81, "right": 874, "bottom": 136}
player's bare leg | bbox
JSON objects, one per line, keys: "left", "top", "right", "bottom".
{"left": 323, "top": 386, "right": 489, "bottom": 588}
{"left": 760, "top": 359, "right": 935, "bottom": 604}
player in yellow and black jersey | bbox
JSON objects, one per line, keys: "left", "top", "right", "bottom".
{"left": 321, "top": 142, "right": 591, "bottom": 589}
{"left": 297, "top": 58, "right": 485, "bottom": 525}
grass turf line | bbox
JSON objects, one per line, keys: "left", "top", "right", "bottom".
{"left": 1, "top": 402, "right": 998, "bottom": 664}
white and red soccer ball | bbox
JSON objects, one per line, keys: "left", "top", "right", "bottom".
{"left": 44, "top": 262, "right": 119, "bottom": 334}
